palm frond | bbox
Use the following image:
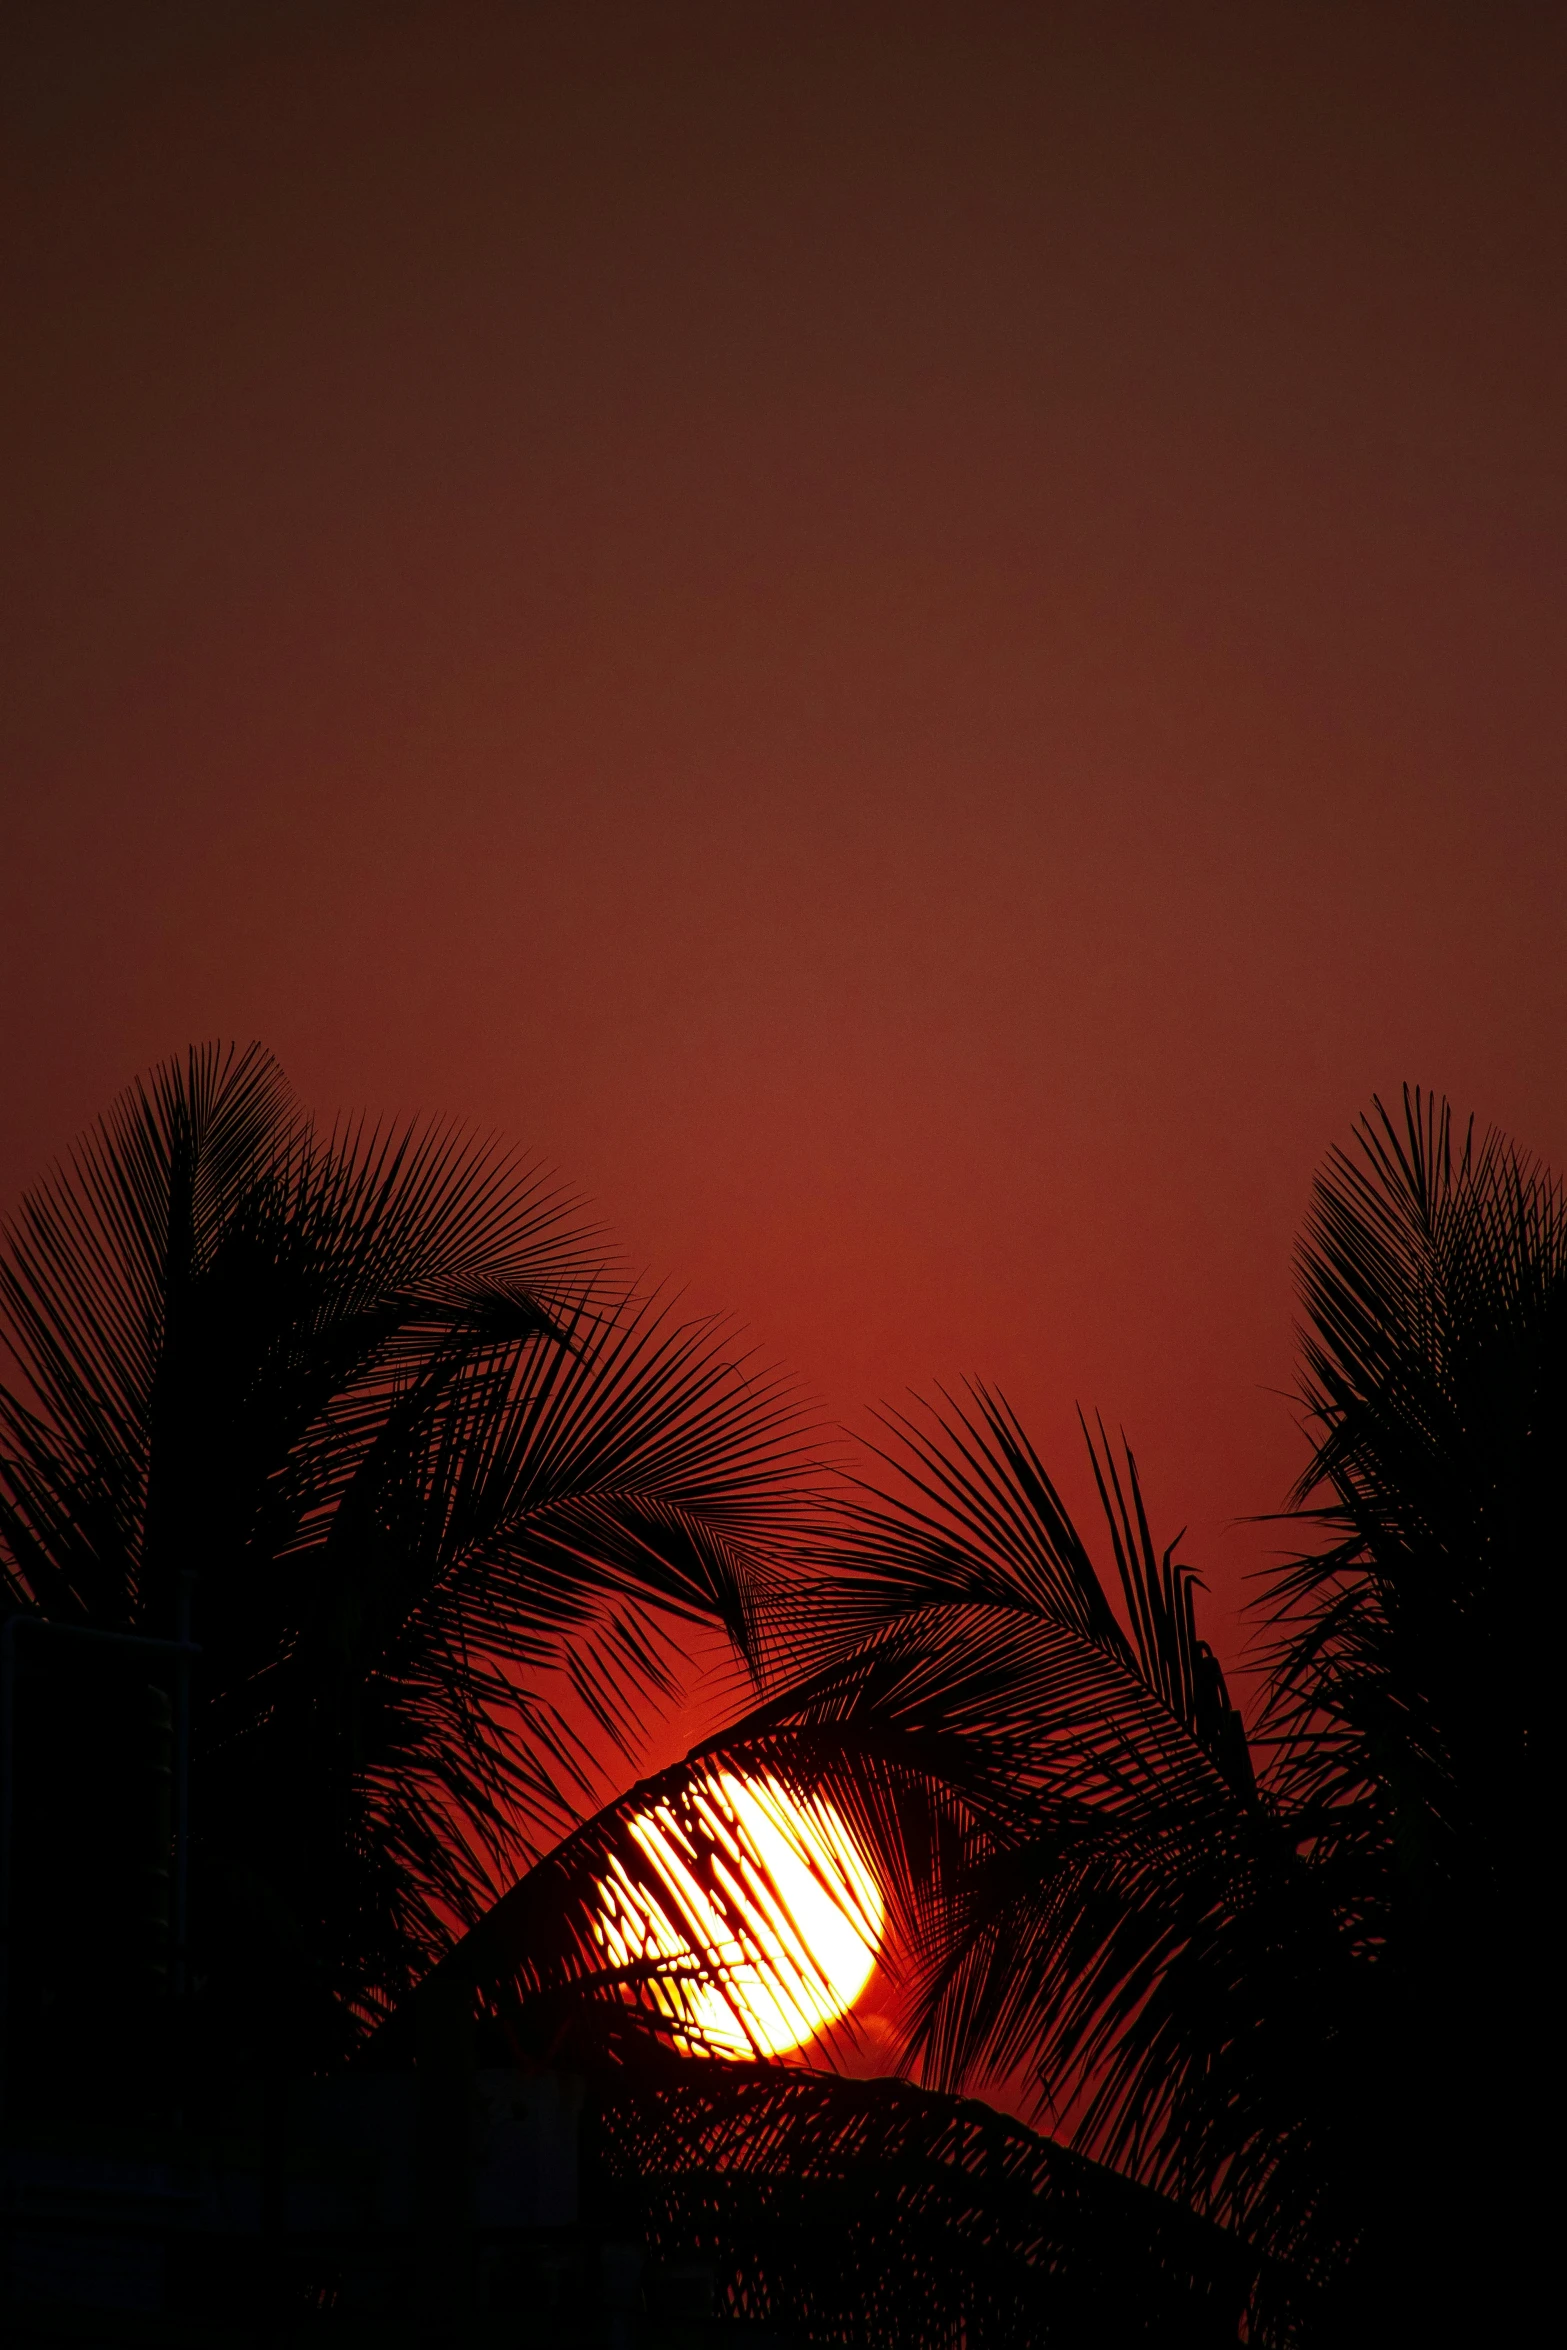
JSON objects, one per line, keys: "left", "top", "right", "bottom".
{"left": 587, "top": 2069, "right": 1253, "bottom": 2348}
{"left": 397, "top": 1387, "right": 1296, "bottom": 2255}
{"left": 0, "top": 1045, "right": 819, "bottom": 2066}
{"left": 728, "top": 1390, "right": 1331, "bottom": 2273}
{"left": 373, "top": 1649, "right": 977, "bottom": 2073}
{"left": 786, "top": 1388, "right": 1254, "bottom": 1807}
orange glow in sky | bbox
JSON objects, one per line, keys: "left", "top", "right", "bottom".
{"left": 593, "top": 1771, "right": 883, "bottom": 2057}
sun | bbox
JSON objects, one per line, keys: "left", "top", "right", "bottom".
{"left": 593, "top": 1770, "right": 884, "bottom": 2057}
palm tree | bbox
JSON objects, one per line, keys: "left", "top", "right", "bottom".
{"left": 792, "top": 1090, "right": 1549, "bottom": 2341}
{"left": 433, "top": 1090, "right": 1550, "bottom": 2344}
{"left": 7, "top": 1060, "right": 1544, "bottom": 2343}
{"left": 0, "top": 1042, "right": 809, "bottom": 2108}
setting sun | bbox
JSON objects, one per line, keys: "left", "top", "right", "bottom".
{"left": 593, "top": 1771, "right": 884, "bottom": 2057}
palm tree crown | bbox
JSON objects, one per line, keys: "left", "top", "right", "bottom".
{"left": 0, "top": 1043, "right": 809, "bottom": 2083}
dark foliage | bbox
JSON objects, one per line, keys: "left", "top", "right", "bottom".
{"left": 383, "top": 1478, "right": 1268, "bottom": 2343}
{"left": 741, "top": 1090, "right": 1551, "bottom": 2342}
{"left": 587, "top": 2069, "right": 1251, "bottom": 2348}
{"left": 6, "top": 1058, "right": 1546, "bottom": 2345}
{"left": 1255, "top": 1092, "right": 1555, "bottom": 2336}
{"left": 0, "top": 1044, "right": 810, "bottom": 2088}
{"left": 436, "top": 1090, "right": 1551, "bottom": 2343}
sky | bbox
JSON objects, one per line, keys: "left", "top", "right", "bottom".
{"left": 4, "top": 0, "right": 1565, "bottom": 1702}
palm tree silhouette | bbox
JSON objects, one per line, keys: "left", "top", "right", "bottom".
{"left": 3, "top": 1062, "right": 1546, "bottom": 2344}
{"left": 435, "top": 1090, "right": 1549, "bottom": 2344}
{"left": 0, "top": 1043, "right": 807, "bottom": 2108}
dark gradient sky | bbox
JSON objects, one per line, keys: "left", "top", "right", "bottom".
{"left": 5, "top": 2, "right": 1565, "bottom": 1694}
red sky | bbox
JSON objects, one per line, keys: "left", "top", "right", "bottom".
{"left": 4, "top": 0, "right": 1565, "bottom": 1714}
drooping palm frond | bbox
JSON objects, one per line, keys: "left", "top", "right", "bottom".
{"left": 0, "top": 1044, "right": 818, "bottom": 2073}
{"left": 370, "top": 1640, "right": 989, "bottom": 2081}
{"left": 373, "top": 1728, "right": 1253, "bottom": 2343}
{"left": 412, "top": 1386, "right": 1320, "bottom": 2267}
{"left": 761, "top": 1391, "right": 1265, "bottom": 2109}
{"left": 586, "top": 2069, "right": 1253, "bottom": 2348}
{"left": 778, "top": 1390, "right": 1253, "bottom": 1803}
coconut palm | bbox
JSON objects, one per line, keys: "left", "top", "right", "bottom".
{"left": 0, "top": 1043, "right": 808, "bottom": 2101}
{"left": 783, "top": 1090, "right": 1550, "bottom": 2342}
{"left": 438, "top": 1089, "right": 1550, "bottom": 2344}
{"left": 7, "top": 1059, "right": 1543, "bottom": 2343}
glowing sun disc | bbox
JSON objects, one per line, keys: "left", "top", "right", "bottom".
{"left": 593, "top": 1770, "right": 884, "bottom": 2056}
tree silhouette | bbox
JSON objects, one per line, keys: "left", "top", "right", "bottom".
{"left": 0, "top": 1043, "right": 807, "bottom": 2099}
{"left": 437, "top": 1091, "right": 1549, "bottom": 2344}
{"left": 3, "top": 1063, "right": 1545, "bottom": 2343}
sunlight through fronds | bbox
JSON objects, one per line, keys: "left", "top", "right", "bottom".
{"left": 593, "top": 1770, "right": 883, "bottom": 2057}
